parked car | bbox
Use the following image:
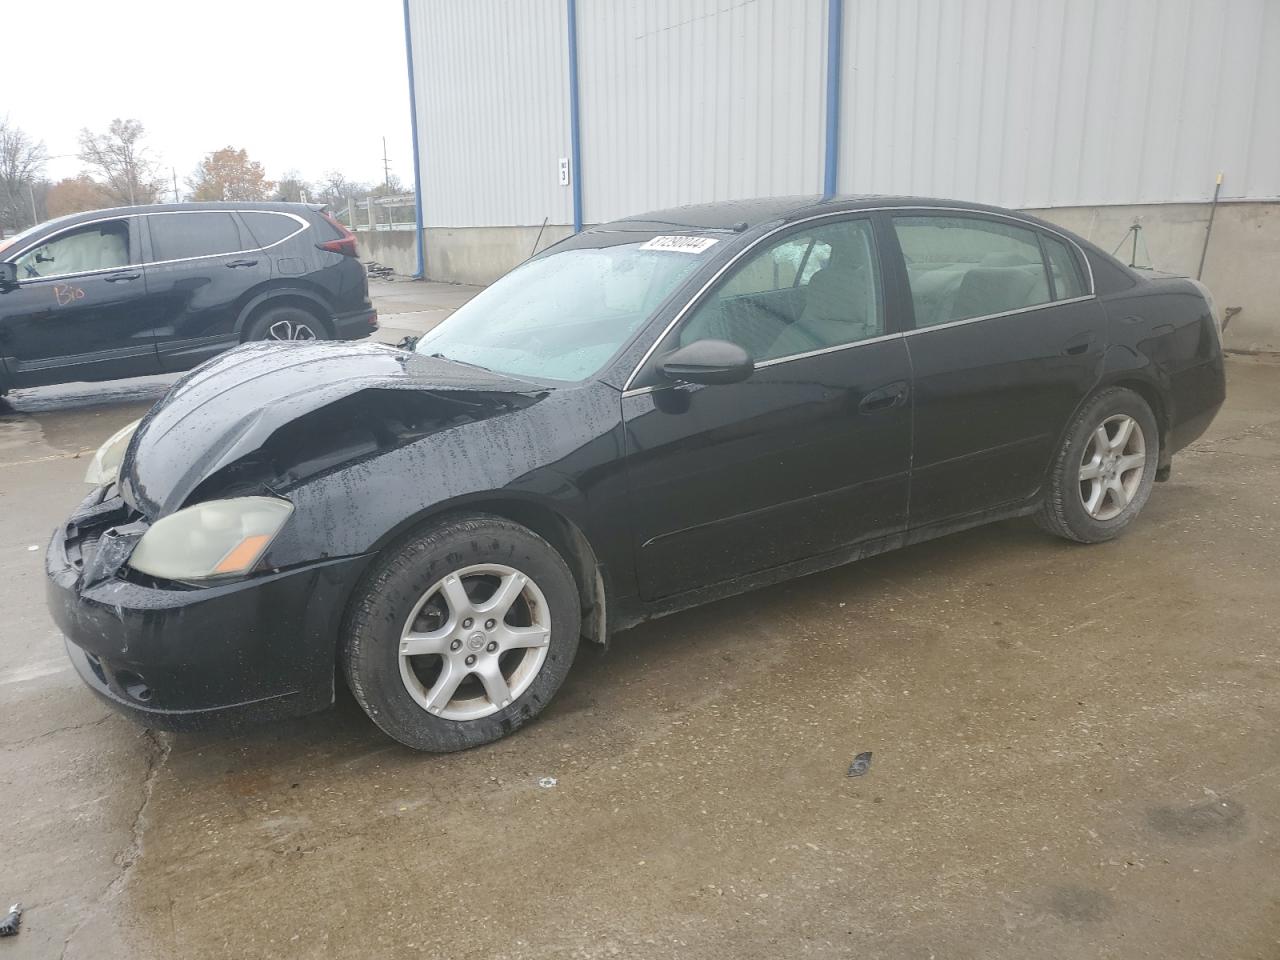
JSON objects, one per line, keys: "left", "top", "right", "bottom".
{"left": 0, "top": 201, "right": 377, "bottom": 394}
{"left": 47, "top": 196, "right": 1225, "bottom": 752}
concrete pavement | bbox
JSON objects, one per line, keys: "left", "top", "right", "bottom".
{"left": 0, "top": 347, "right": 1277, "bottom": 959}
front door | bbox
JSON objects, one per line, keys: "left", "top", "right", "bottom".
{"left": 622, "top": 216, "right": 912, "bottom": 601}
{"left": 0, "top": 216, "right": 159, "bottom": 387}
{"left": 889, "top": 213, "right": 1108, "bottom": 526}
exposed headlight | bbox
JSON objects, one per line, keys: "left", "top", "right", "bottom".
{"left": 128, "top": 497, "right": 294, "bottom": 582}
{"left": 85, "top": 419, "right": 141, "bottom": 486}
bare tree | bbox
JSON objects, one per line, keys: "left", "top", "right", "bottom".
{"left": 78, "top": 118, "right": 164, "bottom": 206}
{"left": 0, "top": 116, "right": 48, "bottom": 233}
{"left": 274, "top": 169, "right": 312, "bottom": 203}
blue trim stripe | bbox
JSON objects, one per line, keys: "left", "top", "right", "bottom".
{"left": 403, "top": 0, "right": 426, "bottom": 277}
{"left": 823, "top": 0, "right": 844, "bottom": 199}
{"left": 567, "top": 0, "right": 584, "bottom": 233}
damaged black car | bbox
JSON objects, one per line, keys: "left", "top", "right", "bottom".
{"left": 46, "top": 196, "right": 1226, "bottom": 752}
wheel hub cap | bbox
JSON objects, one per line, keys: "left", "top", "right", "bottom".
{"left": 1078, "top": 414, "right": 1147, "bottom": 521}
{"left": 397, "top": 564, "right": 552, "bottom": 722}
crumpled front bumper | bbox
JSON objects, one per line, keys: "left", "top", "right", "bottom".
{"left": 45, "top": 490, "right": 370, "bottom": 732}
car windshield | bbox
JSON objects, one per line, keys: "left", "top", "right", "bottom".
{"left": 413, "top": 237, "right": 715, "bottom": 382}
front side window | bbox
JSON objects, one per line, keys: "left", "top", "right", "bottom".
{"left": 894, "top": 216, "right": 1051, "bottom": 327}
{"left": 678, "top": 218, "right": 882, "bottom": 363}
{"left": 148, "top": 212, "right": 242, "bottom": 262}
{"left": 13, "top": 220, "right": 131, "bottom": 279}
{"left": 414, "top": 237, "right": 710, "bottom": 382}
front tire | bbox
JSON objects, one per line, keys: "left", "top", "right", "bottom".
{"left": 1036, "top": 387, "right": 1159, "bottom": 543}
{"left": 342, "top": 514, "right": 581, "bottom": 752}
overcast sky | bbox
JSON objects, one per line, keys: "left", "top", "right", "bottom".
{"left": 8, "top": 0, "right": 413, "bottom": 195}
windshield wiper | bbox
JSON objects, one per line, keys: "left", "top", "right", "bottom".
{"left": 426, "top": 352, "right": 495, "bottom": 374}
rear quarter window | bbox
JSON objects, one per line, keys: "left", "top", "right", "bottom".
{"left": 148, "top": 212, "right": 243, "bottom": 261}
{"left": 241, "top": 212, "right": 303, "bottom": 248}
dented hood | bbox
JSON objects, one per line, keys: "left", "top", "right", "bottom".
{"left": 119, "top": 341, "right": 548, "bottom": 518}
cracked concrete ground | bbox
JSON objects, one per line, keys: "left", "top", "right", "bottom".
{"left": 1, "top": 312, "right": 1277, "bottom": 957}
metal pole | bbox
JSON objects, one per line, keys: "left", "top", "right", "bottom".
{"left": 566, "top": 0, "right": 584, "bottom": 233}
{"left": 28, "top": 181, "right": 37, "bottom": 225}
{"left": 402, "top": 0, "right": 427, "bottom": 277}
{"left": 822, "top": 0, "right": 844, "bottom": 199}
{"left": 1197, "top": 172, "right": 1223, "bottom": 281}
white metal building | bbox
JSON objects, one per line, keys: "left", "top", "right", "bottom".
{"left": 397, "top": 0, "right": 1280, "bottom": 349}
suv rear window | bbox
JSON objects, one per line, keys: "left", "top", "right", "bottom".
{"left": 148, "top": 212, "right": 242, "bottom": 261}
{"left": 241, "top": 211, "right": 302, "bottom": 248}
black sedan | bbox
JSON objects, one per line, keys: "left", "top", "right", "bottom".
{"left": 46, "top": 196, "right": 1226, "bottom": 752}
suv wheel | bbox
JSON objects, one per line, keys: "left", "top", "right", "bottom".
{"left": 1036, "top": 387, "right": 1159, "bottom": 543}
{"left": 342, "top": 514, "right": 581, "bottom": 752}
{"left": 245, "top": 304, "right": 328, "bottom": 342}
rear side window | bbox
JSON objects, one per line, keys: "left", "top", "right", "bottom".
{"left": 1041, "top": 234, "right": 1088, "bottom": 299}
{"left": 241, "top": 212, "right": 302, "bottom": 248}
{"left": 893, "top": 216, "right": 1051, "bottom": 327}
{"left": 148, "top": 212, "right": 242, "bottom": 261}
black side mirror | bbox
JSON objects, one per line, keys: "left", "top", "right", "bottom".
{"left": 659, "top": 339, "right": 754, "bottom": 386}
{"left": 0, "top": 262, "right": 16, "bottom": 291}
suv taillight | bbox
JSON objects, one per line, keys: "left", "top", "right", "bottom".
{"left": 317, "top": 211, "right": 358, "bottom": 257}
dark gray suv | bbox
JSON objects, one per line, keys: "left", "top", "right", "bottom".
{"left": 0, "top": 201, "right": 377, "bottom": 394}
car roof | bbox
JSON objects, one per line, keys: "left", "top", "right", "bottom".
{"left": 31, "top": 201, "right": 319, "bottom": 232}
{"left": 608, "top": 194, "right": 1072, "bottom": 232}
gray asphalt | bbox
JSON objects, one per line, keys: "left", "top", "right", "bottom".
{"left": 1, "top": 299, "right": 1277, "bottom": 958}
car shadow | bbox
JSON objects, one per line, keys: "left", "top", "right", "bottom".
{"left": 157, "top": 515, "right": 1055, "bottom": 787}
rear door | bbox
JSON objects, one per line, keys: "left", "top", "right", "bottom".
{"left": 141, "top": 210, "right": 270, "bottom": 371}
{"left": 622, "top": 216, "right": 913, "bottom": 601}
{"left": 0, "top": 216, "right": 159, "bottom": 387}
{"left": 890, "top": 212, "right": 1106, "bottom": 526}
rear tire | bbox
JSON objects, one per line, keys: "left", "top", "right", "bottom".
{"left": 1036, "top": 387, "right": 1159, "bottom": 543}
{"left": 342, "top": 514, "right": 581, "bottom": 752}
{"left": 244, "top": 304, "right": 329, "bottom": 342}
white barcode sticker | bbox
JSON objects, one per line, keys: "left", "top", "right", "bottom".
{"left": 639, "top": 235, "right": 720, "bottom": 254}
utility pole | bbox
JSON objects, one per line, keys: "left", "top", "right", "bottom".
{"left": 28, "top": 181, "right": 38, "bottom": 225}
{"left": 172, "top": 168, "right": 180, "bottom": 203}
{"left": 382, "top": 137, "right": 392, "bottom": 190}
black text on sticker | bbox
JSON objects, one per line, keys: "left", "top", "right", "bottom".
{"left": 639, "top": 235, "right": 720, "bottom": 254}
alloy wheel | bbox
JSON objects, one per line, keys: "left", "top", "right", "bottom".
{"left": 266, "top": 318, "right": 318, "bottom": 341}
{"left": 398, "top": 563, "right": 552, "bottom": 721}
{"left": 1079, "top": 414, "right": 1147, "bottom": 521}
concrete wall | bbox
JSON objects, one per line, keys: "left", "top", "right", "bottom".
{"left": 355, "top": 229, "right": 419, "bottom": 277}
{"left": 1032, "top": 201, "right": 1280, "bottom": 353}
{"left": 424, "top": 225, "right": 574, "bottom": 286}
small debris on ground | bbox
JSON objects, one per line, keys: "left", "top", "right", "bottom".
{"left": 25, "top": 545, "right": 37, "bottom": 552}
{"left": 847, "top": 752, "right": 873, "bottom": 778}
{"left": 537, "top": 777, "right": 557, "bottom": 789}
{"left": 0, "top": 902, "right": 22, "bottom": 937}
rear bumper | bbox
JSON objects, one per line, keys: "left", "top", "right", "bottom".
{"left": 332, "top": 306, "right": 379, "bottom": 341}
{"left": 46, "top": 516, "right": 369, "bottom": 732}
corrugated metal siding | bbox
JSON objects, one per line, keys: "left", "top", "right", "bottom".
{"left": 408, "top": 0, "right": 572, "bottom": 226}
{"left": 838, "top": 0, "right": 1280, "bottom": 206}
{"left": 575, "top": 0, "right": 827, "bottom": 223}
{"left": 408, "top": 0, "right": 1279, "bottom": 226}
